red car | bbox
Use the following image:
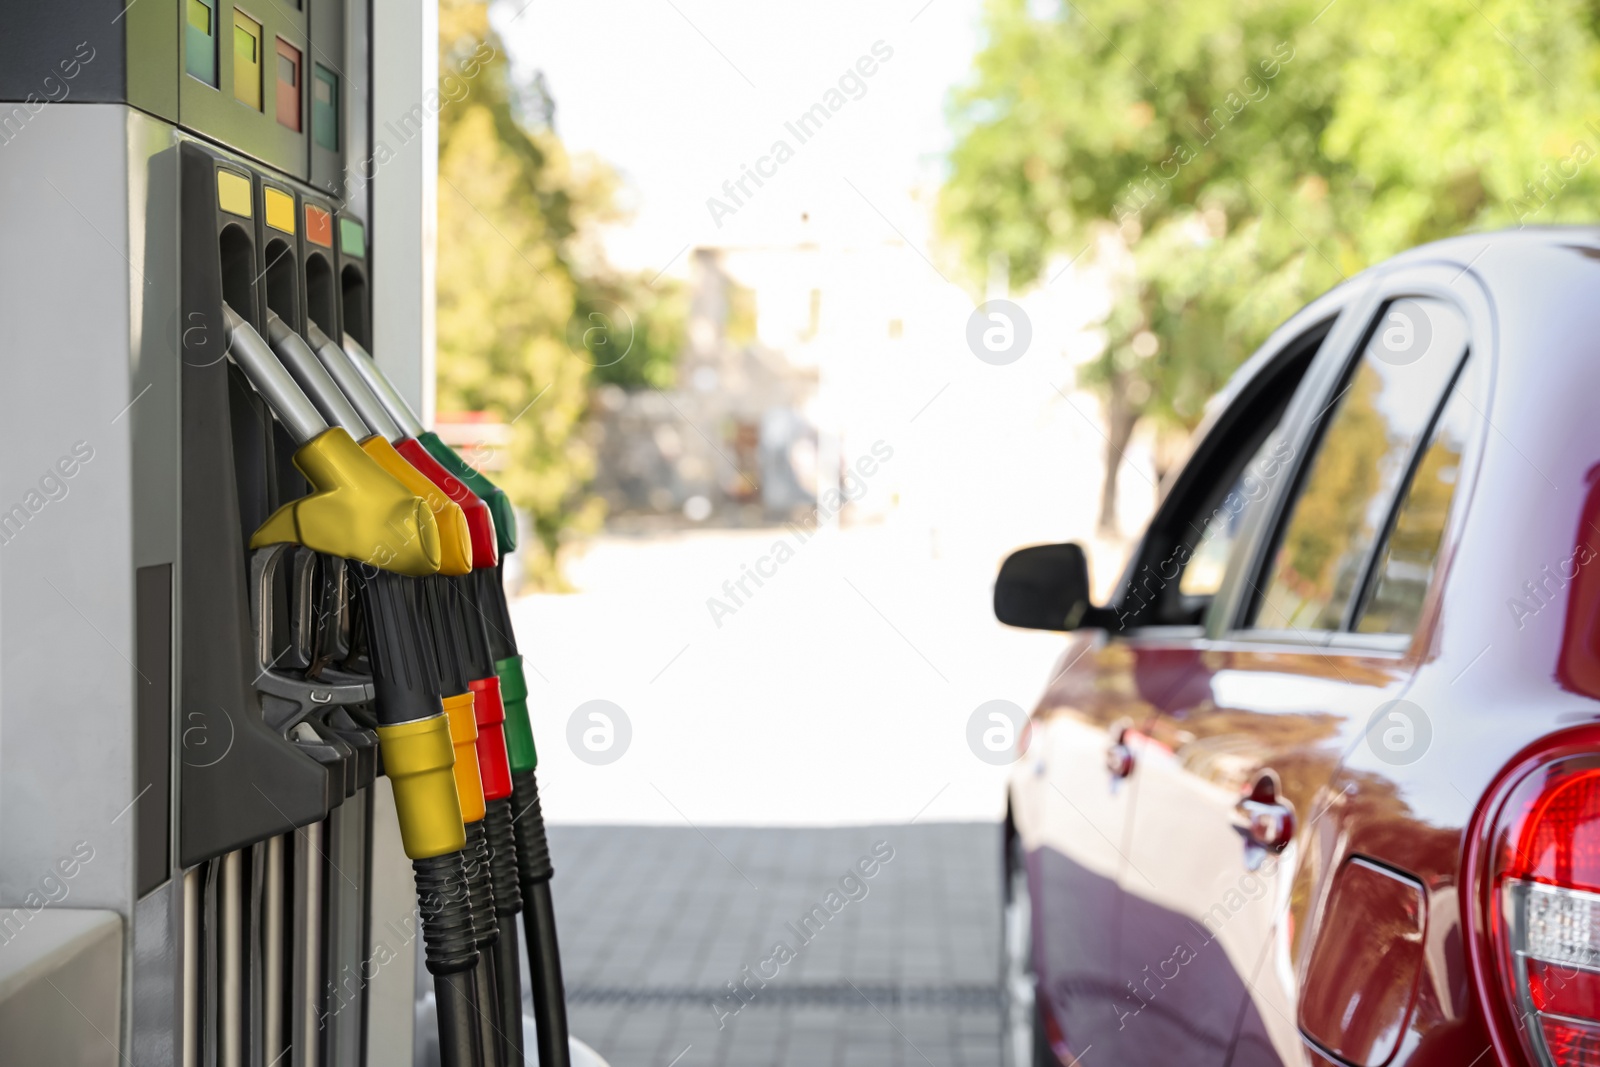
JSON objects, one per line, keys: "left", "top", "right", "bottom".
{"left": 995, "top": 229, "right": 1600, "bottom": 1067}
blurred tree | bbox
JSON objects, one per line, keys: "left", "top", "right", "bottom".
{"left": 944, "top": 0, "right": 1600, "bottom": 532}
{"left": 1270, "top": 366, "right": 1386, "bottom": 616}
{"left": 577, "top": 273, "right": 687, "bottom": 391}
{"left": 436, "top": 0, "right": 685, "bottom": 585}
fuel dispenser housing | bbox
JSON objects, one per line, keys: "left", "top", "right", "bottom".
{"left": 0, "top": 4, "right": 436, "bottom": 1065}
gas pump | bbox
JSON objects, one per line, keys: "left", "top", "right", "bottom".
{"left": 0, "top": 5, "right": 598, "bottom": 1064}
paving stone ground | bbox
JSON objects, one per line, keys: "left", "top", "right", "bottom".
{"left": 543, "top": 823, "right": 1004, "bottom": 1067}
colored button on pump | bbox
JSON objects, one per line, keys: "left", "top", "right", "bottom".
{"left": 264, "top": 187, "right": 296, "bottom": 234}
{"left": 339, "top": 216, "right": 365, "bottom": 259}
{"left": 185, "top": 0, "right": 217, "bottom": 86}
{"left": 217, "top": 169, "right": 252, "bottom": 218}
{"left": 305, "top": 205, "right": 333, "bottom": 247}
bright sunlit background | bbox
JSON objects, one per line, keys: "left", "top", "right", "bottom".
{"left": 437, "top": 0, "right": 1600, "bottom": 827}
{"left": 453, "top": 0, "right": 1160, "bottom": 827}
{"left": 422, "top": 0, "right": 1600, "bottom": 1059}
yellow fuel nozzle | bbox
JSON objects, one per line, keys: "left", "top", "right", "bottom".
{"left": 221, "top": 305, "right": 442, "bottom": 576}
{"left": 250, "top": 426, "right": 443, "bottom": 576}
{"left": 292, "top": 319, "right": 474, "bottom": 576}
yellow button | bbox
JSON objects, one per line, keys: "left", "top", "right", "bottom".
{"left": 264, "top": 187, "right": 295, "bottom": 234}
{"left": 216, "top": 169, "right": 252, "bottom": 218}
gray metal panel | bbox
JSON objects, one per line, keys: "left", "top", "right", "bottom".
{"left": 126, "top": 0, "right": 181, "bottom": 121}
{"left": 0, "top": 100, "right": 186, "bottom": 1062}
{"left": 326, "top": 792, "right": 369, "bottom": 1066}
{"left": 0, "top": 103, "right": 148, "bottom": 913}
{"left": 132, "top": 881, "right": 180, "bottom": 1067}
{"left": 0, "top": 1, "right": 127, "bottom": 104}
{"left": 0, "top": 909, "right": 124, "bottom": 1066}
{"left": 369, "top": 0, "right": 433, "bottom": 420}
{"left": 342, "top": 0, "right": 371, "bottom": 223}
{"left": 365, "top": 778, "right": 415, "bottom": 1067}
{"left": 129, "top": 104, "right": 184, "bottom": 924}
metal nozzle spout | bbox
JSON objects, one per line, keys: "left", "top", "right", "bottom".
{"left": 306, "top": 321, "right": 405, "bottom": 442}
{"left": 342, "top": 333, "right": 426, "bottom": 438}
{"left": 222, "top": 304, "right": 328, "bottom": 445}
{"left": 265, "top": 312, "right": 370, "bottom": 440}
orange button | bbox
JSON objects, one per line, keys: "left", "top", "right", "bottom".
{"left": 304, "top": 204, "right": 332, "bottom": 247}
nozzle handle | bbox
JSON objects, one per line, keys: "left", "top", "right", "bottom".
{"left": 354, "top": 567, "right": 443, "bottom": 726}
{"left": 223, "top": 304, "right": 327, "bottom": 445}
{"left": 266, "top": 312, "right": 369, "bottom": 440}
{"left": 306, "top": 322, "right": 405, "bottom": 442}
{"left": 343, "top": 334, "right": 426, "bottom": 438}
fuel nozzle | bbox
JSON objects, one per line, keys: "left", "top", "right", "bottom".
{"left": 248, "top": 307, "right": 518, "bottom": 1062}
{"left": 268, "top": 313, "right": 477, "bottom": 578}
{"left": 223, "top": 305, "right": 480, "bottom": 1060}
{"left": 224, "top": 303, "right": 463, "bottom": 846}
{"left": 328, "top": 334, "right": 568, "bottom": 1067}
{"left": 223, "top": 307, "right": 442, "bottom": 577}
{"left": 308, "top": 323, "right": 498, "bottom": 570}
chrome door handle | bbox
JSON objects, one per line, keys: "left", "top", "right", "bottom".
{"left": 1235, "top": 798, "right": 1294, "bottom": 850}
{"left": 1105, "top": 719, "right": 1136, "bottom": 779}
{"left": 1104, "top": 741, "right": 1133, "bottom": 778}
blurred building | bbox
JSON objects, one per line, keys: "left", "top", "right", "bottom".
{"left": 589, "top": 246, "right": 825, "bottom": 526}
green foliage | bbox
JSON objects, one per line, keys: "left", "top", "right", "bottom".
{"left": 578, "top": 274, "right": 687, "bottom": 391}
{"left": 436, "top": 0, "right": 685, "bottom": 585}
{"left": 944, "top": 0, "right": 1600, "bottom": 527}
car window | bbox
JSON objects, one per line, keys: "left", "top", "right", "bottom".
{"left": 1354, "top": 351, "right": 1482, "bottom": 634}
{"left": 1251, "top": 297, "right": 1470, "bottom": 632}
{"left": 1113, "top": 322, "right": 1326, "bottom": 629}
{"left": 1180, "top": 433, "right": 1293, "bottom": 598}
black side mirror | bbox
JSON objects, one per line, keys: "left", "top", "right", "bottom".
{"left": 994, "top": 542, "right": 1105, "bottom": 631}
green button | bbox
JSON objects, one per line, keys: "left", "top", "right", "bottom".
{"left": 339, "top": 216, "right": 365, "bottom": 258}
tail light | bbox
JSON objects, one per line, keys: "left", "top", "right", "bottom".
{"left": 1470, "top": 731, "right": 1600, "bottom": 1067}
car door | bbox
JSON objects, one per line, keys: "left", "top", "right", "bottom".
{"left": 1019, "top": 292, "right": 1348, "bottom": 1064}
{"left": 1089, "top": 301, "right": 1350, "bottom": 1065}
{"left": 1111, "top": 275, "right": 1482, "bottom": 1067}
{"left": 1016, "top": 628, "right": 1154, "bottom": 1063}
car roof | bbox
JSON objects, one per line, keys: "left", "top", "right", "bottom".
{"left": 1378, "top": 224, "right": 1600, "bottom": 272}
{"left": 1202, "top": 225, "right": 1600, "bottom": 426}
